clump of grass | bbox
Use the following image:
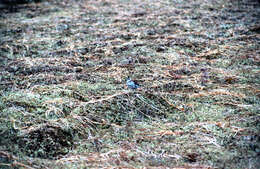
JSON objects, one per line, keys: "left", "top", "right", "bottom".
{"left": 0, "top": 0, "right": 259, "bottom": 168}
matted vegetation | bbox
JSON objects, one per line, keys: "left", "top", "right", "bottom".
{"left": 0, "top": 0, "right": 259, "bottom": 168}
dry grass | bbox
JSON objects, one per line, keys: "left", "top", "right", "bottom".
{"left": 0, "top": 0, "right": 259, "bottom": 168}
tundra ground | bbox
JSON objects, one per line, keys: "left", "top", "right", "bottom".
{"left": 0, "top": 0, "right": 259, "bottom": 168}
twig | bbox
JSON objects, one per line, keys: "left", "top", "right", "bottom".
{"left": 12, "top": 161, "right": 36, "bottom": 169}
{"left": 83, "top": 90, "right": 132, "bottom": 105}
{"left": 135, "top": 94, "right": 164, "bottom": 113}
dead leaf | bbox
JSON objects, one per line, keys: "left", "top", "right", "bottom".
{"left": 224, "top": 76, "right": 237, "bottom": 84}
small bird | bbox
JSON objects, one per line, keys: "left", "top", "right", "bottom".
{"left": 126, "top": 78, "right": 140, "bottom": 89}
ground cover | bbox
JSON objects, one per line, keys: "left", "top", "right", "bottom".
{"left": 0, "top": 0, "right": 259, "bottom": 168}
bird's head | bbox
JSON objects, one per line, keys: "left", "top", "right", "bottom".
{"left": 126, "top": 77, "right": 131, "bottom": 82}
